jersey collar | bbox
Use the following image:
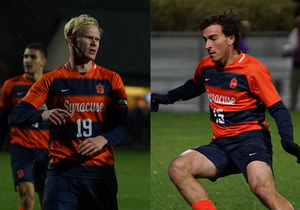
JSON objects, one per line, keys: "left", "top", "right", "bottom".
{"left": 64, "top": 61, "right": 97, "bottom": 72}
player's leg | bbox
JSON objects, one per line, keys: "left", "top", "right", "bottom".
{"left": 34, "top": 148, "right": 49, "bottom": 210}
{"left": 37, "top": 190, "right": 44, "bottom": 210}
{"left": 79, "top": 177, "right": 118, "bottom": 210}
{"left": 293, "top": 68, "right": 300, "bottom": 110}
{"left": 16, "top": 181, "right": 35, "bottom": 210}
{"left": 289, "top": 68, "right": 300, "bottom": 111}
{"left": 168, "top": 149, "right": 217, "bottom": 207}
{"left": 247, "top": 161, "right": 293, "bottom": 210}
{"left": 43, "top": 175, "right": 79, "bottom": 210}
{"left": 10, "top": 145, "right": 37, "bottom": 210}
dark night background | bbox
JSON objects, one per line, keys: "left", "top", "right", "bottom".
{"left": 0, "top": 0, "right": 150, "bottom": 87}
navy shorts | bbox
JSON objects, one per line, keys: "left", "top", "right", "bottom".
{"left": 43, "top": 175, "right": 118, "bottom": 210}
{"left": 10, "top": 144, "right": 49, "bottom": 191}
{"left": 192, "top": 130, "right": 273, "bottom": 181}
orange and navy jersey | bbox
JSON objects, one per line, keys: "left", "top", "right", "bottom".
{"left": 0, "top": 74, "right": 49, "bottom": 149}
{"left": 21, "top": 62, "right": 128, "bottom": 177}
{"left": 193, "top": 51, "right": 281, "bottom": 140}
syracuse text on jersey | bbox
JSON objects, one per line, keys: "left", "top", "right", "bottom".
{"left": 206, "top": 89, "right": 236, "bottom": 105}
{"left": 63, "top": 100, "right": 104, "bottom": 117}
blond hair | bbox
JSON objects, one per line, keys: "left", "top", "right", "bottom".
{"left": 64, "top": 14, "right": 103, "bottom": 40}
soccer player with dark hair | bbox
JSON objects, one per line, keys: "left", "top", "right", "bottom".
{"left": 152, "top": 10, "right": 300, "bottom": 210}
{"left": 0, "top": 42, "right": 49, "bottom": 210}
{"left": 9, "top": 14, "right": 129, "bottom": 210}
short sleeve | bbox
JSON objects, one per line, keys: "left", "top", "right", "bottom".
{"left": 249, "top": 66, "right": 281, "bottom": 107}
{"left": 22, "top": 73, "right": 52, "bottom": 109}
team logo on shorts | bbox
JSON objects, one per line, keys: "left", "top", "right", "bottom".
{"left": 17, "top": 169, "right": 24, "bottom": 178}
{"left": 96, "top": 83, "right": 104, "bottom": 94}
{"left": 230, "top": 78, "right": 238, "bottom": 89}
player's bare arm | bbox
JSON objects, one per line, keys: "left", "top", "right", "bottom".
{"left": 41, "top": 109, "right": 71, "bottom": 126}
{"left": 77, "top": 135, "right": 108, "bottom": 156}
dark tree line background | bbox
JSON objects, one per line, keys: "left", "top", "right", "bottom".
{"left": 151, "top": 0, "right": 296, "bottom": 31}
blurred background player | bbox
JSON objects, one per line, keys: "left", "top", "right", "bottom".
{"left": 0, "top": 43, "right": 49, "bottom": 210}
{"left": 9, "top": 14, "right": 129, "bottom": 210}
{"left": 282, "top": 7, "right": 300, "bottom": 111}
{"left": 238, "top": 20, "right": 251, "bottom": 54}
{"left": 152, "top": 11, "right": 300, "bottom": 210}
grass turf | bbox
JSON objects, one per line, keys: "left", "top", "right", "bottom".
{"left": 0, "top": 149, "right": 150, "bottom": 210}
{"left": 151, "top": 112, "right": 300, "bottom": 210}
{"left": 1, "top": 112, "right": 299, "bottom": 210}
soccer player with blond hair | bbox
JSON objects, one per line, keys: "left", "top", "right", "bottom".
{"left": 9, "top": 14, "right": 129, "bottom": 210}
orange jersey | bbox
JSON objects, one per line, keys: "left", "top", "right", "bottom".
{"left": 0, "top": 74, "right": 49, "bottom": 148}
{"left": 193, "top": 52, "right": 281, "bottom": 140}
{"left": 21, "top": 62, "right": 127, "bottom": 171}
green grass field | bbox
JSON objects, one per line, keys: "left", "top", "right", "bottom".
{"left": 0, "top": 149, "right": 150, "bottom": 210}
{"left": 1, "top": 112, "right": 299, "bottom": 210}
{"left": 151, "top": 112, "right": 300, "bottom": 210}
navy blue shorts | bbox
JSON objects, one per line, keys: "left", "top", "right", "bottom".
{"left": 10, "top": 144, "right": 49, "bottom": 191}
{"left": 43, "top": 175, "right": 118, "bottom": 210}
{"left": 192, "top": 130, "right": 273, "bottom": 182}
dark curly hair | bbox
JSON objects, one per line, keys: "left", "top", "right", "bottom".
{"left": 198, "top": 10, "right": 240, "bottom": 49}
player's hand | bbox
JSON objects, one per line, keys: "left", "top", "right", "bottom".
{"left": 151, "top": 93, "right": 169, "bottom": 112}
{"left": 77, "top": 136, "right": 108, "bottom": 156}
{"left": 281, "top": 141, "right": 300, "bottom": 163}
{"left": 41, "top": 109, "right": 71, "bottom": 126}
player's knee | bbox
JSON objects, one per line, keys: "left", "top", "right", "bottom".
{"left": 168, "top": 158, "right": 187, "bottom": 182}
{"left": 17, "top": 185, "right": 35, "bottom": 209}
{"left": 249, "top": 181, "right": 273, "bottom": 200}
{"left": 250, "top": 184, "right": 264, "bottom": 198}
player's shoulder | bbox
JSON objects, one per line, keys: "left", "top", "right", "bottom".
{"left": 196, "top": 56, "right": 214, "bottom": 71}
{"left": 238, "top": 53, "right": 266, "bottom": 68}
{"left": 96, "top": 65, "right": 118, "bottom": 75}
{"left": 94, "top": 64, "right": 121, "bottom": 80}
{"left": 199, "top": 56, "right": 213, "bottom": 66}
{"left": 41, "top": 64, "right": 68, "bottom": 79}
{"left": 239, "top": 53, "right": 269, "bottom": 74}
{"left": 5, "top": 74, "right": 25, "bottom": 82}
{"left": 2, "top": 74, "right": 27, "bottom": 89}
{"left": 235, "top": 54, "right": 274, "bottom": 90}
